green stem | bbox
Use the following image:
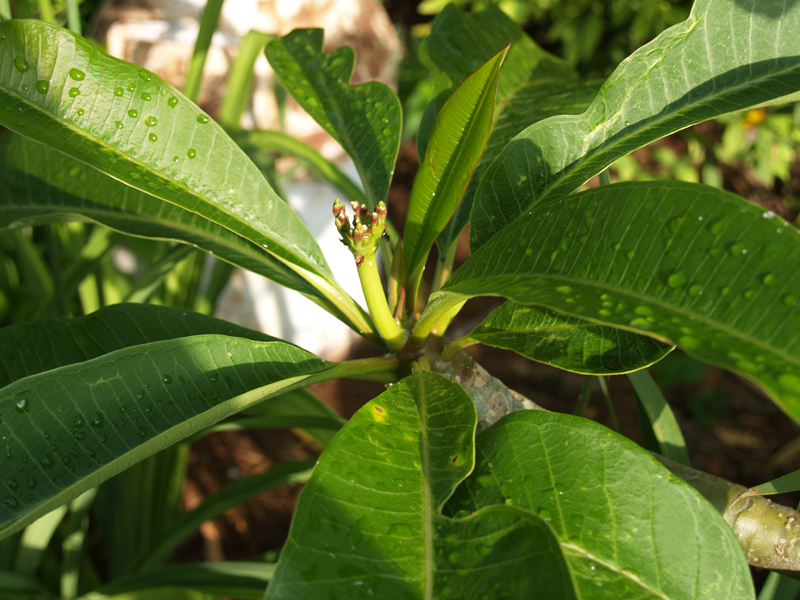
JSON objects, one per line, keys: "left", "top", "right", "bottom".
{"left": 431, "top": 239, "right": 458, "bottom": 294}
{"left": 65, "top": 0, "right": 81, "bottom": 35}
{"left": 357, "top": 252, "right": 406, "bottom": 352}
{"left": 36, "top": 0, "right": 56, "bottom": 24}
{"left": 409, "top": 294, "right": 463, "bottom": 349}
{"left": 0, "top": 0, "right": 11, "bottom": 21}
{"left": 598, "top": 168, "right": 611, "bottom": 186}
{"left": 183, "top": 0, "right": 225, "bottom": 102}
{"left": 218, "top": 31, "right": 273, "bottom": 130}
{"left": 441, "top": 335, "right": 477, "bottom": 361}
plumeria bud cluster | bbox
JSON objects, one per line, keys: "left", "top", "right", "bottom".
{"left": 333, "top": 199, "right": 388, "bottom": 262}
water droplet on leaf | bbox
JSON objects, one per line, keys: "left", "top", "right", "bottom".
{"left": 36, "top": 80, "right": 49, "bottom": 94}
{"left": 69, "top": 68, "right": 85, "bottom": 81}
{"left": 13, "top": 56, "right": 28, "bottom": 72}
{"left": 69, "top": 87, "right": 80, "bottom": 97}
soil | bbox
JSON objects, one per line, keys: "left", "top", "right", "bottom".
{"left": 181, "top": 126, "right": 800, "bottom": 592}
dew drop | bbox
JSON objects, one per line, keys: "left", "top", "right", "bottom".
{"left": 36, "top": 80, "right": 49, "bottom": 94}
{"left": 744, "top": 289, "right": 755, "bottom": 300}
{"left": 784, "top": 294, "right": 798, "bottom": 308}
{"left": 168, "top": 96, "right": 178, "bottom": 108}
{"left": 128, "top": 109, "right": 139, "bottom": 118}
{"left": 626, "top": 250, "right": 635, "bottom": 260}
{"left": 114, "top": 86, "right": 124, "bottom": 96}
{"left": 69, "top": 87, "right": 80, "bottom": 97}
{"left": 6, "top": 478, "right": 18, "bottom": 491}
{"left": 730, "top": 243, "right": 747, "bottom": 257}
{"left": 3, "top": 497, "right": 19, "bottom": 510}
{"left": 537, "top": 507, "right": 552, "bottom": 521}
{"left": 556, "top": 285, "right": 572, "bottom": 295}
{"left": 763, "top": 274, "right": 777, "bottom": 286}
{"left": 447, "top": 551, "right": 460, "bottom": 565}
{"left": 162, "top": 374, "right": 173, "bottom": 384}
{"left": 14, "top": 398, "right": 29, "bottom": 413}
{"left": 667, "top": 272, "right": 687, "bottom": 288}
{"left": 144, "top": 116, "right": 157, "bottom": 127}
{"left": 115, "top": 121, "right": 123, "bottom": 129}
{"left": 172, "top": 155, "right": 180, "bottom": 162}
{"left": 69, "top": 68, "right": 85, "bottom": 81}
{"left": 89, "top": 412, "right": 104, "bottom": 428}
{"left": 13, "top": 56, "right": 28, "bottom": 72}
{"left": 634, "top": 305, "right": 653, "bottom": 317}
{"left": 39, "top": 453, "right": 54, "bottom": 469}
{"left": 689, "top": 284, "right": 702, "bottom": 297}
{"left": 148, "top": 133, "right": 158, "bottom": 142}
{"left": 138, "top": 70, "right": 151, "bottom": 82}
{"left": 127, "top": 83, "right": 136, "bottom": 92}
{"left": 76, "top": 108, "right": 84, "bottom": 116}
{"left": 382, "top": 127, "right": 392, "bottom": 137}
{"left": 187, "top": 148, "right": 197, "bottom": 159}
{"left": 197, "top": 114, "right": 209, "bottom": 124}
{"left": 140, "top": 92, "right": 151, "bottom": 101}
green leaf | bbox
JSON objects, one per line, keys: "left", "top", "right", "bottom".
{"left": 447, "top": 411, "right": 754, "bottom": 599}
{"left": 96, "top": 562, "right": 274, "bottom": 600}
{"left": 0, "top": 133, "right": 373, "bottom": 334}
{"left": 403, "top": 46, "right": 507, "bottom": 309}
{"left": 462, "top": 302, "right": 672, "bottom": 375}
{"left": 0, "top": 303, "right": 278, "bottom": 388}
{"left": 266, "top": 28, "right": 401, "bottom": 208}
{"left": 751, "top": 468, "right": 800, "bottom": 496}
{"left": 628, "top": 369, "right": 690, "bottom": 465}
{"left": 471, "top": 0, "right": 800, "bottom": 250}
{"left": 0, "top": 335, "right": 331, "bottom": 540}
{"left": 269, "top": 372, "right": 578, "bottom": 599}
{"left": 417, "top": 5, "right": 596, "bottom": 254}
{"left": 427, "top": 182, "right": 800, "bottom": 420}
{"left": 0, "top": 20, "right": 372, "bottom": 330}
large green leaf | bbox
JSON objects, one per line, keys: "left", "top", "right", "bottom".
{"left": 462, "top": 302, "right": 672, "bottom": 375}
{"left": 470, "top": 0, "right": 800, "bottom": 250}
{"left": 0, "top": 133, "right": 373, "bottom": 335}
{"left": 265, "top": 28, "right": 401, "bottom": 208}
{"left": 0, "top": 20, "right": 371, "bottom": 331}
{"left": 446, "top": 411, "right": 754, "bottom": 599}
{"left": 0, "top": 303, "right": 278, "bottom": 388}
{"left": 403, "top": 47, "right": 507, "bottom": 309}
{"left": 424, "top": 182, "right": 800, "bottom": 419}
{"left": 417, "top": 5, "right": 596, "bottom": 254}
{"left": 268, "top": 372, "right": 577, "bottom": 599}
{"left": 0, "top": 335, "right": 331, "bottom": 539}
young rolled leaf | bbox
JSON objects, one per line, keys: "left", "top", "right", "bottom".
{"left": 458, "top": 302, "right": 672, "bottom": 375}
{"left": 0, "top": 133, "right": 373, "bottom": 334}
{"left": 471, "top": 0, "right": 800, "bottom": 250}
{"left": 0, "top": 335, "right": 331, "bottom": 540}
{"left": 0, "top": 303, "right": 278, "bottom": 388}
{"left": 418, "top": 5, "right": 597, "bottom": 254}
{"left": 0, "top": 20, "right": 371, "bottom": 334}
{"left": 268, "top": 372, "right": 578, "bottom": 599}
{"left": 424, "top": 182, "right": 800, "bottom": 420}
{"left": 403, "top": 46, "right": 507, "bottom": 311}
{"left": 265, "top": 28, "right": 401, "bottom": 209}
{"left": 446, "top": 411, "right": 754, "bottom": 599}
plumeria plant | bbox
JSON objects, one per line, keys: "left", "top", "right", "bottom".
{"left": 1, "top": 0, "right": 800, "bottom": 598}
